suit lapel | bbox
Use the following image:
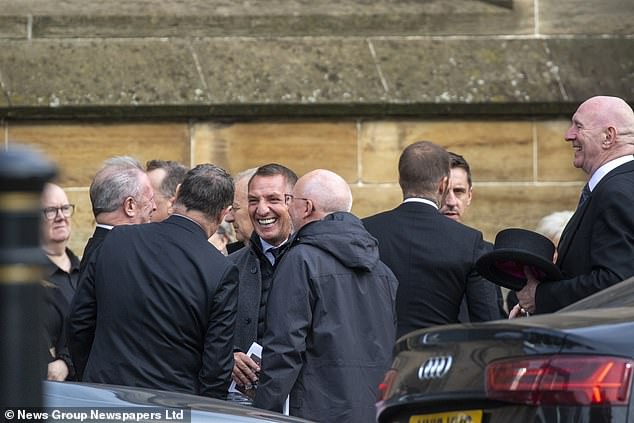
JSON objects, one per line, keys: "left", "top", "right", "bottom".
{"left": 556, "top": 199, "right": 590, "bottom": 265}
{"left": 557, "top": 158, "right": 634, "bottom": 265}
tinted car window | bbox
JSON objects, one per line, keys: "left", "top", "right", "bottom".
{"left": 560, "top": 275, "right": 634, "bottom": 312}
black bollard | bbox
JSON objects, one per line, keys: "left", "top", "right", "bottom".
{"left": 0, "top": 145, "right": 57, "bottom": 408}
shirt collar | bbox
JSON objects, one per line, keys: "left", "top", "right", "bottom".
{"left": 259, "top": 237, "right": 289, "bottom": 252}
{"left": 171, "top": 213, "right": 207, "bottom": 234}
{"left": 260, "top": 238, "right": 289, "bottom": 266}
{"left": 96, "top": 223, "right": 114, "bottom": 230}
{"left": 403, "top": 197, "right": 439, "bottom": 210}
{"left": 588, "top": 155, "right": 634, "bottom": 191}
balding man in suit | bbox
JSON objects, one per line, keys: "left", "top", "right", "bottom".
{"left": 517, "top": 96, "right": 634, "bottom": 314}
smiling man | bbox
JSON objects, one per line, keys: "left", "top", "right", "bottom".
{"left": 253, "top": 169, "right": 397, "bottom": 422}
{"left": 227, "top": 163, "right": 297, "bottom": 403}
{"left": 517, "top": 96, "right": 634, "bottom": 314}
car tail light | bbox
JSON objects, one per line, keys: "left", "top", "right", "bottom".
{"left": 486, "top": 355, "right": 633, "bottom": 406}
{"left": 377, "top": 369, "right": 398, "bottom": 401}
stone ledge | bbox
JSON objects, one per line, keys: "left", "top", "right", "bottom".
{"left": 0, "top": 103, "right": 583, "bottom": 120}
{"left": 0, "top": 0, "right": 528, "bottom": 39}
{"left": 1, "top": 37, "right": 632, "bottom": 119}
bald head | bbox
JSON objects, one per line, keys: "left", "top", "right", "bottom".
{"left": 565, "top": 96, "right": 634, "bottom": 175}
{"left": 579, "top": 96, "right": 634, "bottom": 132}
{"left": 289, "top": 169, "right": 352, "bottom": 231}
{"left": 42, "top": 183, "right": 67, "bottom": 204}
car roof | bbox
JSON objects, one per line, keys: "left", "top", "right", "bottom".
{"left": 559, "top": 275, "right": 634, "bottom": 312}
{"left": 44, "top": 381, "right": 314, "bottom": 423}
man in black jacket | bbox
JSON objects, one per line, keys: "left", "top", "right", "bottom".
{"left": 363, "top": 141, "right": 490, "bottom": 337}
{"left": 68, "top": 164, "right": 239, "bottom": 399}
{"left": 228, "top": 164, "right": 297, "bottom": 399}
{"left": 441, "top": 152, "right": 506, "bottom": 321}
{"left": 517, "top": 96, "right": 634, "bottom": 314}
{"left": 253, "top": 169, "right": 398, "bottom": 423}
{"left": 79, "top": 156, "right": 155, "bottom": 276}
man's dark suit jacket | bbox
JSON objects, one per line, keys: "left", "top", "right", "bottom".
{"left": 78, "top": 225, "right": 110, "bottom": 276}
{"left": 364, "top": 201, "right": 490, "bottom": 338}
{"left": 458, "top": 240, "right": 506, "bottom": 322}
{"left": 68, "top": 215, "right": 239, "bottom": 398}
{"left": 536, "top": 159, "right": 634, "bottom": 313}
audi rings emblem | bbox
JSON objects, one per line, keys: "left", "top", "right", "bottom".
{"left": 418, "top": 356, "right": 453, "bottom": 380}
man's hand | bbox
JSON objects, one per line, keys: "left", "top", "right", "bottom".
{"left": 516, "top": 265, "right": 540, "bottom": 314}
{"left": 232, "top": 352, "right": 260, "bottom": 387}
{"left": 508, "top": 303, "right": 531, "bottom": 319}
{"left": 47, "top": 359, "right": 69, "bottom": 381}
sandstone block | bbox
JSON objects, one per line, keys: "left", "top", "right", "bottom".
{"left": 8, "top": 122, "right": 190, "bottom": 186}
{"left": 536, "top": 121, "right": 587, "bottom": 182}
{"left": 545, "top": 39, "right": 634, "bottom": 101}
{"left": 540, "top": 0, "right": 634, "bottom": 35}
{"left": 360, "top": 120, "right": 534, "bottom": 183}
{"left": 65, "top": 189, "right": 94, "bottom": 258}
{"left": 351, "top": 184, "right": 403, "bottom": 220}
{"left": 192, "top": 121, "right": 358, "bottom": 181}
{"left": 0, "top": 15, "right": 26, "bottom": 39}
{"left": 464, "top": 184, "right": 581, "bottom": 242}
{"left": 191, "top": 38, "right": 386, "bottom": 105}
{"left": 3, "top": 0, "right": 531, "bottom": 38}
{"left": 372, "top": 38, "right": 563, "bottom": 106}
{"left": 0, "top": 40, "right": 206, "bottom": 108}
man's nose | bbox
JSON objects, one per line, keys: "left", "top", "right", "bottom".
{"left": 564, "top": 126, "right": 575, "bottom": 141}
{"left": 255, "top": 200, "right": 270, "bottom": 214}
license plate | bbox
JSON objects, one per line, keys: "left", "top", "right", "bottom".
{"left": 409, "top": 409, "right": 482, "bottom": 423}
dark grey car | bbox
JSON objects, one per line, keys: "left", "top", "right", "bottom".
{"left": 43, "top": 381, "right": 313, "bottom": 423}
{"left": 376, "top": 276, "right": 634, "bottom": 423}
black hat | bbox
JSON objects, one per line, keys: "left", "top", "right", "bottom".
{"left": 476, "top": 228, "right": 563, "bottom": 290}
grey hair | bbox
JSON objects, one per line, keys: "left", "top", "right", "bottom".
{"left": 90, "top": 156, "right": 145, "bottom": 217}
{"left": 233, "top": 167, "right": 257, "bottom": 184}
{"left": 535, "top": 210, "right": 574, "bottom": 245}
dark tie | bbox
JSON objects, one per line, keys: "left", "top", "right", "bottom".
{"left": 578, "top": 183, "right": 591, "bottom": 208}
{"left": 266, "top": 247, "right": 280, "bottom": 265}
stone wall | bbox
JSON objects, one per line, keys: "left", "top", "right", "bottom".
{"left": 4, "top": 118, "right": 584, "bottom": 254}
{"left": 0, "top": 0, "right": 631, "bottom": 255}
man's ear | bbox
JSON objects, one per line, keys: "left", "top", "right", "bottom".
{"left": 167, "top": 195, "right": 176, "bottom": 213}
{"left": 438, "top": 176, "right": 449, "bottom": 195}
{"left": 304, "top": 199, "right": 315, "bottom": 218}
{"left": 437, "top": 176, "right": 449, "bottom": 207}
{"left": 604, "top": 126, "right": 617, "bottom": 148}
{"left": 169, "top": 184, "right": 181, "bottom": 213}
{"left": 123, "top": 196, "right": 136, "bottom": 217}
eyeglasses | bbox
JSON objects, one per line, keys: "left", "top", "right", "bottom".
{"left": 284, "top": 194, "right": 310, "bottom": 205}
{"left": 42, "top": 204, "right": 75, "bottom": 220}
